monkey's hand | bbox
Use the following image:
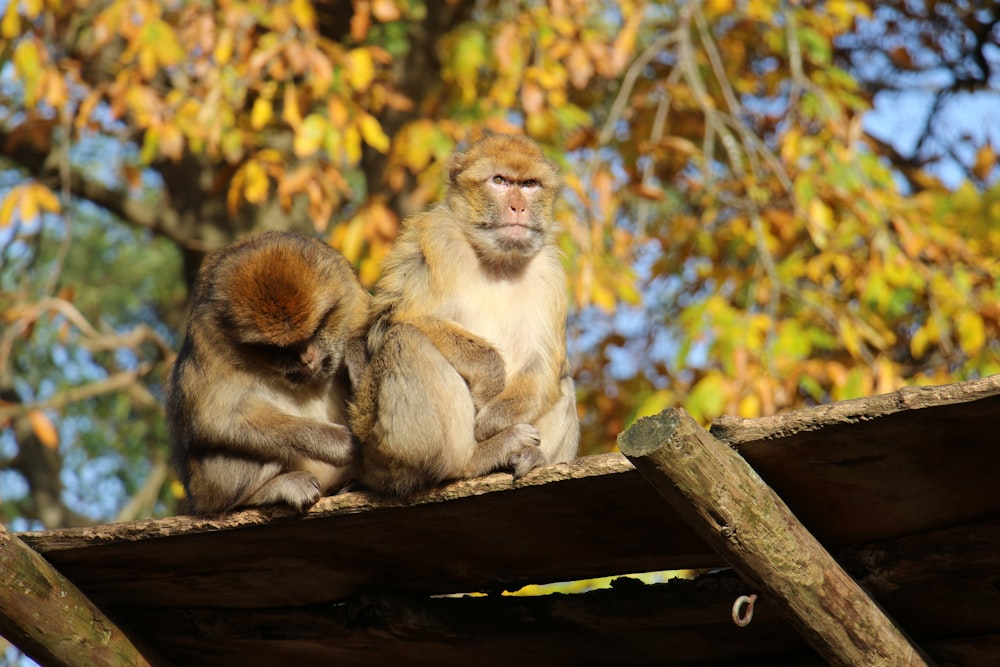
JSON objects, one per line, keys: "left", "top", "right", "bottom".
{"left": 474, "top": 393, "right": 542, "bottom": 442}
{"left": 307, "top": 422, "right": 358, "bottom": 466}
{"left": 465, "top": 423, "right": 545, "bottom": 481}
{"left": 233, "top": 404, "right": 357, "bottom": 467}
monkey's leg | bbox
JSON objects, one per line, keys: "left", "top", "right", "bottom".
{"left": 463, "top": 423, "right": 547, "bottom": 480}
{"left": 532, "top": 373, "right": 580, "bottom": 463}
{"left": 235, "top": 471, "right": 322, "bottom": 513}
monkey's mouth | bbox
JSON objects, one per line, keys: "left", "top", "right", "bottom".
{"left": 497, "top": 223, "right": 540, "bottom": 239}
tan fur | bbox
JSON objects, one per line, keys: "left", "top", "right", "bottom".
{"left": 165, "top": 231, "right": 371, "bottom": 514}
{"left": 351, "top": 135, "right": 580, "bottom": 496}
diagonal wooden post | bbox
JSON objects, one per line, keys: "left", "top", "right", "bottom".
{"left": 0, "top": 523, "right": 154, "bottom": 667}
{"left": 618, "top": 407, "right": 934, "bottom": 667}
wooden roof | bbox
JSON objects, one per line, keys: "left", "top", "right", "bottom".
{"left": 16, "top": 374, "right": 1000, "bottom": 666}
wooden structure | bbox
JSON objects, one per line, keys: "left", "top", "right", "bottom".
{"left": 7, "top": 374, "right": 1000, "bottom": 665}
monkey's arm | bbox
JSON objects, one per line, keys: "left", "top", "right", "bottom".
{"left": 472, "top": 356, "right": 562, "bottom": 442}
{"left": 194, "top": 400, "right": 355, "bottom": 467}
{"left": 403, "top": 316, "right": 506, "bottom": 408}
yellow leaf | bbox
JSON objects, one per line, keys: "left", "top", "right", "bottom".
{"left": 294, "top": 114, "right": 327, "bottom": 157}
{"left": 347, "top": 48, "right": 375, "bottom": 92}
{"left": 685, "top": 372, "right": 728, "bottom": 424}
{"left": 0, "top": 191, "right": 17, "bottom": 227}
{"left": 159, "top": 123, "right": 184, "bottom": 161}
{"left": 910, "top": 319, "right": 935, "bottom": 359}
{"left": 591, "top": 281, "right": 616, "bottom": 312}
{"left": 807, "top": 199, "right": 833, "bottom": 249}
{"left": 282, "top": 84, "right": 302, "bottom": 128}
{"left": 340, "top": 215, "right": 366, "bottom": 264}
{"left": 358, "top": 114, "right": 389, "bottom": 153}
{"left": 838, "top": 317, "right": 863, "bottom": 359}
{"left": 31, "top": 183, "right": 60, "bottom": 214}
{"left": 19, "top": 189, "right": 38, "bottom": 221}
{"left": 451, "top": 28, "right": 486, "bottom": 105}
{"left": 956, "top": 311, "right": 986, "bottom": 356}
{"left": 152, "top": 22, "right": 183, "bottom": 68}
{"left": 634, "top": 389, "right": 673, "bottom": 420}
{"left": 328, "top": 97, "right": 349, "bottom": 128}
{"left": 343, "top": 125, "right": 362, "bottom": 165}
{"left": 1, "top": 2, "right": 20, "bottom": 40}
{"left": 289, "top": 0, "right": 317, "bottom": 28}
{"left": 738, "top": 393, "right": 761, "bottom": 418}
{"left": 705, "top": 0, "right": 734, "bottom": 15}
{"left": 973, "top": 144, "right": 996, "bottom": 182}
{"left": 42, "top": 70, "right": 68, "bottom": 109}
{"left": 251, "top": 97, "right": 273, "bottom": 130}
{"left": 27, "top": 409, "right": 59, "bottom": 449}
{"left": 214, "top": 28, "right": 234, "bottom": 65}
{"left": 746, "top": 0, "right": 775, "bottom": 22}
{"left": 13, "top": 39, "right": 42, "bottom": 106}
{"left": 23, "top": 0, "right": 42, "bottom": 19}
{"left": 243, "top": 160, "right": 269, "bottom": 204}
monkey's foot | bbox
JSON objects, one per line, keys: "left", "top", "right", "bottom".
{"left": 241, "top": 471, "right": 322, "bottom": 513}
{"left": 510, "top": 443, "right": 547, "bottom": 480}
{"left": 464, "top": 423, "right": 541, "bottom": 480}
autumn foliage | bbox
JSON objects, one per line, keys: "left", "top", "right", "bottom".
{"left": 1, "top": 0, "right": 998, "bottom": 525}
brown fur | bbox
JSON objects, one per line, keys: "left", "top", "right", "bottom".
{"left": 350, "top": 135, "right": 580, "bottom": 496}
{"left": 165, "top": 231, "right": 371, "bottom": 514}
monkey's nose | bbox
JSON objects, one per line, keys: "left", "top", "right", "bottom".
{"left": 299, "top": 343, "right": 320, "bottom": 370}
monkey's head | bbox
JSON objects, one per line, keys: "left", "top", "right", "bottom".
{"left": 202, "top": 232, "right": 370, "bottom": 386}
{"left": 446, "top": 134, "right": 562, "bottom": 273}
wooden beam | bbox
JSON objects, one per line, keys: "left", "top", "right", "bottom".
{"left": 618, "top": 407, "right": 934, "bottom": 667}
{"left": 0, "top": 523, "right": 154, "bottom": 667}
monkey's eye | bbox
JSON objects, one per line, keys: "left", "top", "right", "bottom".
{"left": 492, "top": 175, "right": 507, "bottom": 186}
{"left": 521, "top": 179, "right": 540, "bottom": 189}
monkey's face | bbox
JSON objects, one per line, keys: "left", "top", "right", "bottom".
{"left": 447, "top": 135, "right": 562, "bottom": 273}
{"left": 239, "top": 335, "right": 340, "bottom": 385}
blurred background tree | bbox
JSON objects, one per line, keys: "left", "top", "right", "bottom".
{"left": 0, "top": 0, "right": 997, "bottom": 532}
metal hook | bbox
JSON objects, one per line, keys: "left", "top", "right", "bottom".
{"left": 732, "top": 594, "right": 758, "bottom": 627}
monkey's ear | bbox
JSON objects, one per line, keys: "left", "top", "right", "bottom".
{"left": 343, "top": 336, "right": 369, "bottom": 390}
{"left": 447, "top": 152, "right": 469, "bottom": 183}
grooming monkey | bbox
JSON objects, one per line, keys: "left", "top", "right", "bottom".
{"left": 350, "top": 134, "right": 580, "bottom": 496}
{"left": 165, "top": 231, "right": 371, "bottom": 514}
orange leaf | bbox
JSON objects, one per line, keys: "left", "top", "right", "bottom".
{"left": 372, "top": 0, "right": 400, "bottom": 21}
{"left": 973, "top": 145, "right": 996, "bottom": 182}
{"left": 351, "top": 0, "right": 371, "bottom": 41}
{"left": 28, "top": 409, "right": 59, "bottom": 449}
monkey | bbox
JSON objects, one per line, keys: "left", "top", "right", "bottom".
{"left": 164, "top": 231, "right": 371, "bottom": 514}
{"left": 350, "top": 134, "right": 580, "bottom": 496}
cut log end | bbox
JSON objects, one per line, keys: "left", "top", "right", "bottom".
{"left": 616, "top": 408, "right": 684, "bottom": 457}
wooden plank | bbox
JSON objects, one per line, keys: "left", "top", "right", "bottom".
{"left": 714, "top": 375, "right": 1000, "bottom": 543}
{"left": 86, "top": 511, "right": 1000, "bottom": 667}
{"left": 90, "top": 514, "right": 1000, "bottom": 667}
{"left": 618, "top": 407, "right": 934, "bottom": 667}
{"left": 19, "top": 373, "right": 1000, "bottom": 613}
{"left": 0, "top": 523, "right": 155, "bottom": 667}
{"left": 19, "top": 454, "right": 718, "bottom": 609}
{"left": 838, "top": 516, "right": 1000, "bottom": 639}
